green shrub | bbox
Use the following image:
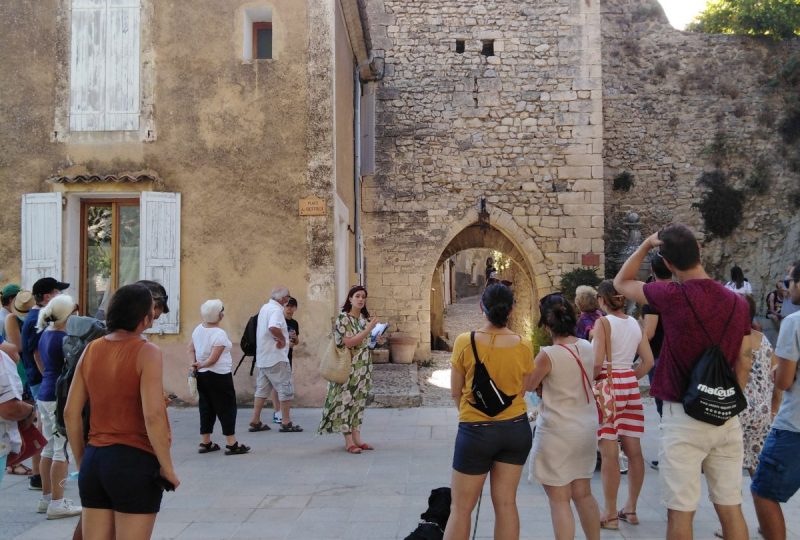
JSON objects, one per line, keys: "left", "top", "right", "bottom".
{"left": 746, "top": 158, "right": 772, "bottom": 194}
{"left": 612, "top": 171, "right": 635, "bottom": 192}
{"left": 779, "top": 106, "right": 800, "bottom": 144}
{"left": 694, "top": 170, "right": 744, "bottom": 237}
{"left": 558, "top": 267, "right": 602, "bottom": 303}
{"left": 530, "top": 325, "right": 552, "bottom": 358}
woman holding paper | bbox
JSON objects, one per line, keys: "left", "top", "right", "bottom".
{"left": 317, "top": 285, "right": 386, "bottom": 454}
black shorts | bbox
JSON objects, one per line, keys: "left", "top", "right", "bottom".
{"left": 79, "top": 444, "right": 164, "bottom": 514}
{"left": 452, "top": 414, "right": 533, "bottom": 475}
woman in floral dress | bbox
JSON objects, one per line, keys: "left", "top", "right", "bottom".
{"left": 318, "top": 285, "right": 385, "bottom": 454}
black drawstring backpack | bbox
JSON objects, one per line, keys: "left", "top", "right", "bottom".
{"left": 468, "top": 331, "right": 514, "bottom": 417}
{"left": 681, "top": 289, "right": 747, "bottom": 426}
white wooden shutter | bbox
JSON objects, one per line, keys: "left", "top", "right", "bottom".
{"left": 140, "top": 192, "right": 180, "bottom": 334}
{"left": 360, "top": 90, "right": 375, "bottom": 176}
{"left": 105, "top": 0, "right": 140, "bottom": 131}
{"left": 21, "top": 193, "right": 63, "bottom": 290}
{"left": 69, "top": 0, "right": 140, "bottom": 132}
{"left": 70, "top": 0, "right": 107, "bottom": 131}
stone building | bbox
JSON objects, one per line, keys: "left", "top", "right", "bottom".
{"left": 360, "top": 0, "right": 800, "bottom": 360}
{"left": 0, "top": 0, "right": 379, "bottom": 404}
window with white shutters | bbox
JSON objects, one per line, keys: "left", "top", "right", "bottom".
{"left": 70, "top": 0, "right": 141, "bottom": 132}
{"left": 140, "top": 192, "right": 181, "bottom": 334}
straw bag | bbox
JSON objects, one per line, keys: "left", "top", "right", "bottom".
{"left": 319, "top": 338, "right": 352, "bottom": 384}
{"left": 593, "top": 317, "right": 616, "bottom": 424}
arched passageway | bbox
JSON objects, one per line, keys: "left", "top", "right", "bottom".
{"left": 430, "top": 223, "right": 536, "bottom": 349}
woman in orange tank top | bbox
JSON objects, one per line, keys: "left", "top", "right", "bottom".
{"left": 65, "top": 283, "right": 179, "bottom": 540}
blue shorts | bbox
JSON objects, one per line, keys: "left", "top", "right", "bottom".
{"left": 751, "top": 428, "right": 800, "bottom": 503}
{"left": 452, "top": 414, "right": 532, "bottom": 475}
{"left": 79, "top": 444, "right": 164, "bottom": 514}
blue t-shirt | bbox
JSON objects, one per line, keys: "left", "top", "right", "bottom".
{"left": 36, "top": 329, "right": 66, "bottom": 402}
{"left": 21, "top": 308, "right": 42, "bottom": 387}
{"left": 772, "top": 311, "right": 800, "bottom": 433}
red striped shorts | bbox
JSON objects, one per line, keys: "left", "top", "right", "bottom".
{"left": 597, "top": 369, "right": 644, "bottom": 440}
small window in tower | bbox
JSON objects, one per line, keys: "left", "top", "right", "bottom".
{"left": 455, "top": 39, "right": 465, "bottom": 54}
{"left": 253, "top": 22, "right": 273, "bottom": 60}
{"left": 481, "top": 39, "right": 494, "bottom": 57}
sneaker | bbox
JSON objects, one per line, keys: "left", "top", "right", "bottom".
{"left": 36, "top": 498, "right": 50, "bottom": 514}
{"left": 46, "top": 499, "right": 82, "bottom": 520}
{"left": 619, "top": 454, "right": 629, "bottom": 475}
{"left": 272, "top": 412, "right": 282, "bottom": 424}
{"left": 28, "top": 474, "right": 42, "bottom": 490}
{"left": 650, "top": 460, "right": 659, "bottom": 470}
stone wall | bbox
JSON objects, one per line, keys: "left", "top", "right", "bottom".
{"left": 363, "top": 0, "right": 605, "bottom": 357}
{"left": 602, "top": 0, "right": 800, "bottom": 302}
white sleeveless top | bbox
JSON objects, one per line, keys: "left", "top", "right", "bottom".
{"left": 593, "top": 314, "right": 641, "bottom": 370}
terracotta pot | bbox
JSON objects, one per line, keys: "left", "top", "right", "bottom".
{"left": 389, "top": 332, "right": 418, "bottom": 364}
{"left": 371, "top": 348, "right": 390, "bottom": 364}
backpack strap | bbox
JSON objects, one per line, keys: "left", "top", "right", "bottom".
{"left": 680, "top": 286, "right": 738, "bottom": 347}
{"left": 557, "top": 344, "right": 592, "bottom": 404}
{"left": 470, "top": 331, "right": 482, "bottom": 366}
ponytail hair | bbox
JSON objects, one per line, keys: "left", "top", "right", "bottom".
{"left": 481, "top": 283, "right": 514, "bottom": 327}
{"left": 596, "top": 280, "right": 626, "bottom": 312}
{"left": 36, "top": 294, "right": 76, "bottom": 331}
{"left": 538, "top": 294, "right": 577, "bottom": 337}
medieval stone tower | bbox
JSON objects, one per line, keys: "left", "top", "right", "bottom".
{"left": 362, "top": 0, "right": 605, "bottom": 357}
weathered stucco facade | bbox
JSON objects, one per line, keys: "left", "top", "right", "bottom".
{"left": 363, "top": 0, "right": 605, "bottom": 356}
{"left": 0, "top": 0, "right": 374, "bottom": 405}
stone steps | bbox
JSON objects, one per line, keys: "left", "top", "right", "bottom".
{"left": 368, "top": 363, "right": 422, "bottom": 408}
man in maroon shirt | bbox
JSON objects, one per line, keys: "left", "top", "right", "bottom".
{"left": 614, "top": 223, "right": 751, "bottom": 540}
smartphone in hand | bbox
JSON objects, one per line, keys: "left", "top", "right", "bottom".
{"left": 154, "top": 472, "right": 176, "bottom": 492}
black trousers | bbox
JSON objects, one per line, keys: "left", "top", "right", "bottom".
{"left": 196, "top": 371, "right": 237, "bottom": 436}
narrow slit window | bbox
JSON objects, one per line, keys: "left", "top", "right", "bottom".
{"left": 455, "top": 39, "right": 465, "bottom": 54}
{"left": 253, "top": 22, "right": 272, "bottom": 60}
{"left": 481, "top": 40, "right": 494, "bottom": 57}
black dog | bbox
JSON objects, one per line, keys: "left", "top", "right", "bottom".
{"left": 404, "top": 486, "right": 452, "bottom": 540}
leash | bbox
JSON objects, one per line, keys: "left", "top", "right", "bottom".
{"left": 472, "top": 491, "right": 482, "bottom": 540}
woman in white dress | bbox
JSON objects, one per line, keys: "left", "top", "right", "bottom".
{"left": 724, "top": 266, "right": 752, "bottom": 296}
{"left": 528, "top": 293, "right": 600, "bottom": 540}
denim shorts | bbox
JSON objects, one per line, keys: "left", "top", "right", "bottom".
{"left": 751, "top": 428, "right": 800, "bottom": 503}
{"left": 79, "top": 444, "right": 163, "bottom": 514}
{"left": 452, "top": 414, "right": 533, "bottom": 475}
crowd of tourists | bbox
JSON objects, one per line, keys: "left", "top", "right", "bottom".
{"left": 2, "top": 222, "right": 800, "bottom": 540}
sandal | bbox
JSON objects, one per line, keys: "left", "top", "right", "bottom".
{"left": 7, "top": 463, "right": 32, "bottom": 475}
{"left": 198, "top": 442, "right": 220, "bottom": 454}
{"left": 618, "top": 509, "right": 639, "bottom": 525}
{"left": 358, "top": 443, "right": 374, "bottom": 450}
{"left": 346, "top": 445, "right": 362, "bottom": 454}
{"left": 600, "top": 516, "right": 619, "bottom": 530}
{"left": 279, "top": 422, "right": 303, "bottom": 432}
{"left": 225, "top": 442, "right": 251, "bottom": 455}
{"left": 248, "top": 421, "right": 271, "bottom": 432}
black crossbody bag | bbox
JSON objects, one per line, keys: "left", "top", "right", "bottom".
{"left": 468, "top": 331, "right": 514, "bottom": 417}
{"left": 681, "top": 289, "right": 747, "bottom": 426}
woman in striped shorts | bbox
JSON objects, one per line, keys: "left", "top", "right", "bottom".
{"left": 592, "top": 280, "right": 653, "bottom": 530}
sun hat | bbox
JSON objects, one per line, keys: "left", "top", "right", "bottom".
{"left": 12, "top": 291, "right": 36, "bottom": 317}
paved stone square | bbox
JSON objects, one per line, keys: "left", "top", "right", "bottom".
{"left": 2, "top": 405, "right": 799, "bottom": 539}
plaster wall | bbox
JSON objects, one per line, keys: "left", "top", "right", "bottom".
{"left": 363, "top": 0, "right": 604, "bottom": 358}
{"left": 0, "top": 0, "right": 343, "bottom": 405}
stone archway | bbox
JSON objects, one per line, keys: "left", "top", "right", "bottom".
{"left": 428, "top": 208, "right": 553, "bottom": 352}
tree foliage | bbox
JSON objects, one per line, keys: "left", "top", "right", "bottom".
{"left": 687, "top": 0, "right": 800, "bottom": 40}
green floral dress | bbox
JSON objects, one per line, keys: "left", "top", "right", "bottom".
{"left": 317, "top": 312, "right": 372, "bottom": 434}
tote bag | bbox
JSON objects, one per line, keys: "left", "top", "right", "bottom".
{"left": 7, "top": 422, "right": 47, "bottom": 467}
{"left": 593, "top": 317, "right": 616, "bottom": 424}
{"left": 319, "top": 338, "right": 352, "bottom": 384}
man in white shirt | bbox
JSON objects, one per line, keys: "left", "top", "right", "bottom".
{"left": 248, "top": 286, "right": 303, "bottom": 433}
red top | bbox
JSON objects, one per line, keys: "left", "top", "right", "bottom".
{"left": 82, "top": 336, "right": 166, "bottom": 455}
{"left": 643, "top": 279, "right": 750, "bottom": 403}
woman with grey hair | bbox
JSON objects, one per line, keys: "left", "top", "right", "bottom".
{"left": 189, "top": 299, "right": 249, "bottom": 455}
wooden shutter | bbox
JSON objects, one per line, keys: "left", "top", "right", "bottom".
{"left": 360, "top": 89, "right": 375, "bottom": 176}
{"left": 140, "top": 192, "right": 180, "bottom": 334}
{"left": 105, "top": 0, "right": 140, "bottom": 130}
{"left": 70, "top": 0, "right": 107, "bottom": 131}
{"left": 69, "top": 0, "right": 140, "bottom": 132}
{"left": 21, "top": 193, "right": 63, "bottom": 289}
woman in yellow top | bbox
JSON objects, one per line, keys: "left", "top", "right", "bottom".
{"left": 444, "top": 283, "right": 534, "bottom": 540}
